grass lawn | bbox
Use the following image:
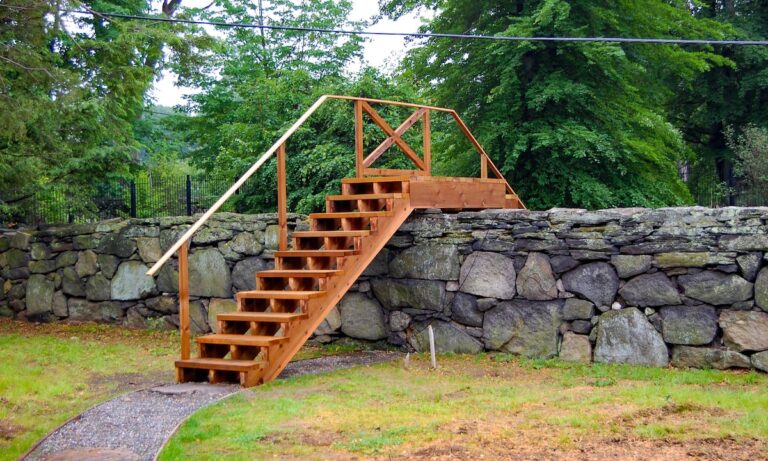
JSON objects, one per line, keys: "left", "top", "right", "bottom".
{"left": 160, "top": 354, "right": 768, "bottom": 461}
{"left": 0, "top": 319, "right": 179, "bottom": 460}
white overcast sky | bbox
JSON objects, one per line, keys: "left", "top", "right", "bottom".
{"left": 150, "top": 1, "right": 429, "bottom": 107}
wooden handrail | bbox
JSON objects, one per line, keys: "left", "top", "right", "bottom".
{"left": 146, "top": 94, "right": 517, "bottom": 278}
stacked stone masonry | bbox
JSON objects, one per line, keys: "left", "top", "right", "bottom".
{"left": 3, "top": 207, "right": 768, "bottom": 372}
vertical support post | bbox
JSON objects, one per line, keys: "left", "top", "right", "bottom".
{"left": 428, "top": 325, "right": 437, "bottom": 369}
{"left": 277, "top": 143, "right": 288, "bottom": 252}
{"left": 423, "top": 110, "right": 431, "bottom": 176}
{"left": 185, "top": 175, "right": 193, "bottom": 216}
{"left": 480, "top": 156, "right": 488, "bottom": 179}
{"left": 129, "top": 180, "right": 137, "bottom": 218}
{"left": 178, "top": 240, "right": 190, "bottom": 361}
{"left": 354, "top": 100, "right": 364, "bottom": 178}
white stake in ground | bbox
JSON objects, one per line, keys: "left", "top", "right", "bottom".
{"left": 428, "top": 325, "right": 437, "bottom": 369}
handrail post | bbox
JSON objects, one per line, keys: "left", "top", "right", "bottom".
{"left": 178, "top": 241, "right": 190, "bottom": 361}
{"left": 423, "top": 110, "right": 431, "bottom": 176}
{"left": 277, "top": 143, "right": 288, "bottom": 252}
{"left": 481, "top": 156, "right": 488, "bottom": 179}
{"left": 354, "top": 100, "right": 364, "bottom": 178}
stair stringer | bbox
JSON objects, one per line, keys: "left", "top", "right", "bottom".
{"left": 258, "top": 197, "right": 415, "bottom": 383}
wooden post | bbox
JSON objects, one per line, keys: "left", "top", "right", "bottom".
{"left": 428, "top": 325, "right": 437, "bottom": 369}
{"left": 354, "top": 100, "right": 364, "bottom": 178}
{"left": 481, "top": 156, "right": 488, "bottom": 179}
{"left": 423, "top": 110, "right": 431, "bottom": 176}
{"left": 277, "top": 143, "right": 288, "bottom": 252}
{"left": 178, "top": 240, "right": 190, "bottom": 361}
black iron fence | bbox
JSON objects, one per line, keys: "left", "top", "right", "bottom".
{"left": 3, "top": 175, "right": 233, "bottom": 225}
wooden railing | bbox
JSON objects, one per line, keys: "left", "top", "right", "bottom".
{"left": 145, "top": 95, "right": 518, "bottom": 361}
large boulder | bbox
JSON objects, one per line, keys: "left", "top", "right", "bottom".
{"left": 561, "top": 262, "right": 619, "bottom": 307}
{"left": 559, "top": 332, "right": 592, "bottom": 363}
{"left": 231, "top": 257, "right": 270, "bottom": 291}
{"left": 719, "top": 310, "right": 768, "bottom": 352}
{"left": 483, "top": 299, "right": 562, "bottom": 358}
{"left": 659, "top": 305, "right": 717, "bottom": 345}
{"left": 594, "top": 308, "right": 668, "bottom": 367}
{"left": 97, "top": 254, "right": 120, "bottom": 279}
{"left": 207, "top": 298, "right": 237, "bottom": 333}
{"left": 315, "top": 306, "right": 341, "bottom": 336}
{"left": 61, "top": 267, "right": 85, "bottom": 297}
{"left": 411, "top": 320, "right": 483, "bottom": 354}
{"left": 85, "top": 273, "right": 111, "bottom": 301}
{"left": 68, "top": 299, "right": 124, "bottom": 323}
{"left": 337, "top": 293, "right": 387, "bottom": 340}
{"left": 619, "top": 273, "right": 681, "bottom": 307}
{"left": 136, "top": 237, "right": 163, "bottom": 263}
{"left": 678, "top": 271, "right": 753, "bottom": 306}
{"left": 227, "top": 232, "right": 264, "bottom": 256}
{"left": 737, "top": 253, "right": 762, "bottom": 282}
{"left": 75, "top": 250, "right": 98, "bottom": 277}
{"left": 189, "top": 248, "right": 232, "bottom": 298}
{"left": 97, "top": 233, "right": 136, "bottom": 258}
{"left": 450, "top": 292, "right": 483, "bottom": 327}
{"left": 671, "top": 346, "right": 751, "bottom": 370}
{"left": 751, "top": 351, "right": 768, "bottom": 372}
{"left": 458, "top": 252, "right": 516, "bottom": 299}
{"left": 389, "top": 244, "right": 459, "bottom": 280}
{"left": 111, "top": 261, "right": 156, "bottom": 301}
{"left": 371, "top": 278, "right": 448, "bottom": 312}
{"left": 562, "top": 298, "right": 594, "bottom": 320}
{"left": 26, "top": 274, "right": 54, "bottom": 319}
{"left": 611, "top": 255, "right": 652, "bottom": 278}
{"left": 756, "top": 268, "right": 768, "bottom": 312}
{"left": 516, "top": 253, "right": 558, "bottom": 301}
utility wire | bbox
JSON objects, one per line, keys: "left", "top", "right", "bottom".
{"left": 53, "top": 9, "right": 768, "bottom": 46}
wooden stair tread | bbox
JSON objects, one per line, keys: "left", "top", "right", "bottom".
{"left": 236, "top": 290, "right": 326, "bottom": 300}
{"left": 326, "top": 193, "right": 405, "bottom": 201}
{"left": 175, "top": 358, "right": 265, "bottom": 372}
{"left": 293, "top": 230, "right": 370, "bottom": 238}
{"left": 197, "top": 334, "right": 289, "bottom": 346}
{"left": 341, "top": 176, "right": 410, "bottom": 184}
{"left": 257, "top": 269, "right": 342, "bottom": 278}
{"left": 274, "top": 250, "right": 357, "bottom": 257}
{"left": 218, "top": 312, "right": 308, "bottom": 322}
{"left": 309, "top": 211, "right": 393, "bottom": 219}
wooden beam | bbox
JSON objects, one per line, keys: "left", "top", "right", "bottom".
{"left": 481, "top": 156, "right": 488, "bottom": 179}
{"left": 363, "top": 107, "right": 427, "bottom": 168}
{"left": 423, "top": 110, "right": 431, "bottom": 176}
{"left": 354, "top": 100, "right": 364, "bottom": 178}
{"left": 178, "top": 241, "right": 190, "bottom": 362}
{"left": 277, "top": 143, "right": 288, "bottom": 252}
{"left": 361, "top": 102, "right": 427, "bottom": 171}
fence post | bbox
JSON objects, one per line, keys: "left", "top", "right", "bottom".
{"left": 129, "top": 180, "right": 137, "bottom": 218}
{"left": 186, "top": 175, "right": 193, "bottom": 216}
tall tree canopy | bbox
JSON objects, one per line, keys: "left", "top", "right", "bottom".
{"left": 0, "top": 0, "right": 208, "bottom": 216}
{"left": 381, "top": 0, "right": 727, "bottom": 209}
{"left": 674, "top": 1, "right": 768, "bottom": 199}
{"left": 180, "top": 0, "right": 422, "bottom": 214}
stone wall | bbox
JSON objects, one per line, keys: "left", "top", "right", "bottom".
{"left": 3, "top": 207, "right": 768, "bottom": 372}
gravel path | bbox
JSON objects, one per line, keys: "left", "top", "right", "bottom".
{"left": 23, "top": 351, "right": 398, "bottom": 461}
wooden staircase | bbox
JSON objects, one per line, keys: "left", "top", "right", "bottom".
{"left": 146, "top": 96, "right": 525, "bottom": 388}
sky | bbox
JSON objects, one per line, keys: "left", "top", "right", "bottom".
{"left": 150, "top": 1, "right": 429, "bottom": 107}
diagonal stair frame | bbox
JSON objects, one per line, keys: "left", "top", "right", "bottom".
{"left": 147, "top": 95, "right": 526, "bottom": 388}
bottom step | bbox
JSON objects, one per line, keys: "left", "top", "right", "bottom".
{"left": 175, "top": 358, "right": 265, "bottom": 372}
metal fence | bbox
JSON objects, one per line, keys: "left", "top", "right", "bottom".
{"left": 3, "top": 175, "right": 233, "bottom": 225}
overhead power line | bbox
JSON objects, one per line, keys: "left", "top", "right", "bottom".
{"left": 58, "top": 9, "right": 768, "bottom": 46}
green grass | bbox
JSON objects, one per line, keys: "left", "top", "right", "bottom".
{"left": 0, "top": 320, "right": 178, "bottom": 460}
{"left": 160, "top": 354, "right": 768, "bottom": 460}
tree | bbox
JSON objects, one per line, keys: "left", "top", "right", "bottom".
{"left": 673, "top": 1, "right": 768, "bottom": 203}
{"left": 380, "top": 0, "right": 727, "bottom": 209}
{"left": 179, "top": 1, "right": 423, "bottom": 214}
{"left": 725, "top": 125, "right": 768, "bottom": 195}
{"left": 0, "top": 0, "right": 209, "bottom": 220}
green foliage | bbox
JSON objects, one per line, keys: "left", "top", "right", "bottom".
{"left": 382, "top": 0, "right": 728, "bottom": 209}
{"left": 726, "top": 124, "right": 768, "bottom": 190}
{"left": 180, "top": 1, "right": 424, "bottom": 214}
{"left": 0, "top": 0, "right": 211, "bottom": 219}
